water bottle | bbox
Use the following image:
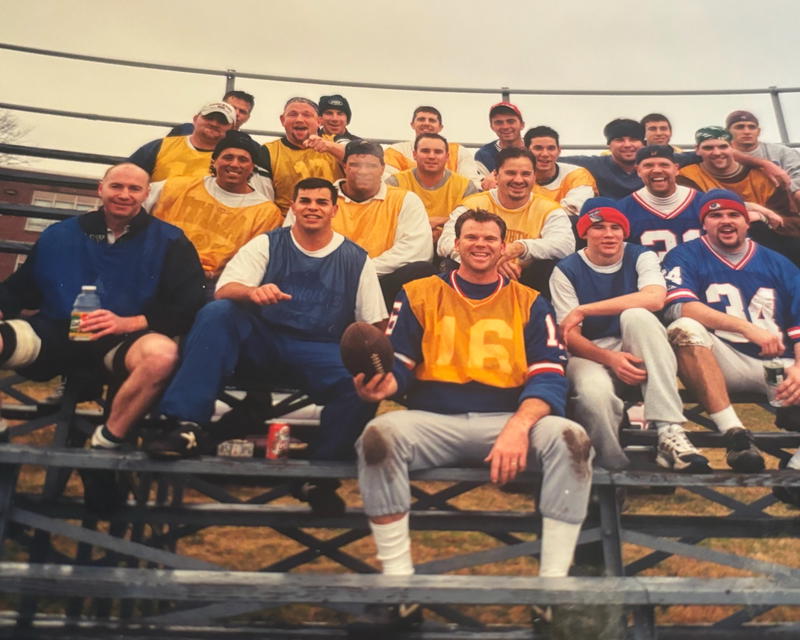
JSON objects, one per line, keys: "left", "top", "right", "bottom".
{"left": 764, "top": 358, "right": 786, "bottom": 408}
{"left": 68, "top": 285, "right": 101, "bottom": 341}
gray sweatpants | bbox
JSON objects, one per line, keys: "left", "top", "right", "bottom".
{"left": 567, "top": 308, "right": 685, "bottom": 470}
{"left": 356, "top": 410, "right": 593, "bottom": 525}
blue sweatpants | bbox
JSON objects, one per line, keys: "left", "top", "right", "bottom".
{"left": 159, "top": 300, "right": 376, "bottom": 460}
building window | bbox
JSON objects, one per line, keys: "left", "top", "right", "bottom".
{"left": 26, "top": 191, "right": 100, "bottom": 232}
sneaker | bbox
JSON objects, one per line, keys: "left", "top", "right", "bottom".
{"left": 290, "top": 479, "right": 345, "bottom": 517}
{"left": 655, "top": 424, "right": 711, "bottom": 473}
{"left": 144, "top": 422, "right": 205, "bottom": 460}
{"left": 772, "top": 456, "right": 800, "bottom": 507}
{"left": 724, "top": 427, "right": 765, "bottom": 473}
{"left": 348, "top": 603, "right": 422, "bottom": 637}
{"left": 80, "top": 445, "right": 131, "bottom": 514}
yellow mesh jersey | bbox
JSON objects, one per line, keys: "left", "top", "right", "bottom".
{"left": 393, "top": 170, "right": 470, "bottom": 219}
{"left": 264, "top": 139, "right": 344, "bottom": 213}
{"left": 404, "top": 275, "right": 539, "bottom": 387}
{"left": 385, "top": 142, "right": 463, "bottom": 173}
{"left": 459, "top": 191, "right": 560, "bottom": 243}
{"left": 678, "top": 164, "right": 776, "bottom": 205}
{"left": 152, "top": 177, "right": 283, "bottom": 276}
{"left": 151, "top": 137, "right": 213, "bottom": 182}
{"left": 533, "top": 164, "right": 597, "bottom": 203}
{"left": 332, "top": 186, "right": 407, "bottom": 257}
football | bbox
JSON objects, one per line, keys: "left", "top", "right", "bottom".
{"left": 339, "top": 322, "right": 394, "bottom": 381}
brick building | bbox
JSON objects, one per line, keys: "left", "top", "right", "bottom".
{"left": 0, "top": 167, "right": 99, "bottom": 280}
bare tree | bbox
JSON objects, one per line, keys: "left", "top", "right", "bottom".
{"left": 0, "top": 110, "right": 31, "bottom": 165}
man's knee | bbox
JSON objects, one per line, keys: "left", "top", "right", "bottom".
{"left": 358, "top": 424, "right": 391, "bottom": 465}
{"left": 620, "top": 307, "right": 657, "bottom": 328}
{"left": 0, "top": 320, "right": 41, "bottom": 369}
{"left": 124, "top": 334, "right": 179, "bottom": 381}
{"left": 667, "top": 317, "right": 713, "bottom": 349}
{"left": 534, "top": 417, "right": 593, "bottom": 479}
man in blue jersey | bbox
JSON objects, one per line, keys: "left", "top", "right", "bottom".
{"left": 148, "top": 177, "right": 387, "bottom": 514}
{"left": 352, "top": 209, "right": 593, "bottom": 627}
{"left": 663, "top": 189, "right": 800, "bottom": 473}
{"left": 614, "top": 145, "right": 703, "bottom": 260}
{"left": 550, "top": 204, "right": 708, "bottom": 472}
{"left": 0, "top": 163, "right": 206, "bottom": 507}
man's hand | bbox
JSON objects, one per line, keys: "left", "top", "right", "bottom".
{"left": 80, "top": 310, "right": 143, "bottom": 339}
{"left": 353, "top": 372, "right": 397, "bottom": 403}
{"left": 746, "top": 202, "right": 784, "bottom": 228}
{"left": 485, "top": 414, "right": 532, "bottom": 485}
{"left": 560, "top": 307, "right": 586, "bottom": 346}
{"left": 496, "top": 242, "right": 526, "bottom": 280}
{"left": 760, "top": 162, "right": 792, "bottom": 191}
{"left": 249, "top": 284, "right": 292, "bottom": 306}
{"left": 776, "top": 363, "right": 800, "bottom": 406}
{"left": 303, "top": 135, "right": 332, "bottom": 154}
{"left": 429, "top": 216, "right": 448, "bottom": 244}
{"left": 605, "top": 351, "right": 647, "bottom": 385}
{"left": 740, "top": 324, "right": 785, "bottom": 357}
{"left": 481, "top": 174, "right": 497, "bottom": 190}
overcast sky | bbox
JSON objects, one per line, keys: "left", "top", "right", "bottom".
{"left": 2, "top": 0, "right": 800, "bottom": 177}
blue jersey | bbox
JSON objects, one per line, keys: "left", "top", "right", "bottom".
{"left": 616, "top": 188, "right": 703, "bottom": 260}
{"left": 386, "top": 271, "right": 568, "bottom": 415}
{"left": 554, "top": 243, "right": 651, "bottom": 340}
{"left": 258, "top": 227, "right": 367, "bottom": 342}
{"left": 663, "top": 236, "right": 800, "bottom": 358}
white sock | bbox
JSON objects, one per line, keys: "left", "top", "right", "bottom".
{"left": 709, "top": 406, "right": 743, "bottom": 433}
{"left": 788, "top": 450, "right": 800, "bottom": 471}
{"left": 539, "top": 517, "right": 581, "bottom": 578}
{"left": 370, "top": 513, "right": 414, "bottom": 575}
{"left": 0, "top": 418, "right": 7, "bottom": 434}
{"left": 90, "top": 424, "right": 121, "bottom": 449}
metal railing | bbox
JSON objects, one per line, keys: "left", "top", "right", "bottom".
{"left": 1, "top": 42, "right": 799, "bottom": 150}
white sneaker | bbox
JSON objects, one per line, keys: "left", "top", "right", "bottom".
{"left": 656, "top": 424, "right": 710, "bottom": 473}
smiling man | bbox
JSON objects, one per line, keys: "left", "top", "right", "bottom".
{"left": 149, "top": 177, "right": 386, "bottom": 513}
{"left": 384, "top": 106, "right": 481, "bottom": 186}
{"left": 641, "top": 113, "right": 681, "bottom": 151}
{"left": 0, "top": 163, "right": 206, "bottom": 507}
{"left": 614, "top": 145, "right": 703, "bottom": 260}
{"left": 475, "top": 102, "right": 526, "bottom": 187}
{"left": 439, "top": 147, "right": 574, "bottom": 297}
{"left": 129, "top": 101, "right": 236, "bottom": 182}
{"left": 550, "top": 205, "right": 708, "bottom": 472}
{"left": 663, "top": 189, "right": 800, "bottom": 474}
{"left": 145, "top": 131, "right": 283, "bottom": 282}
{"left": 352, "top": 208, "right": 592, "bottom": 629}
{"left": 385, "top": 133, "right": 478, "bottom": 243}
{"left": 262, "top": 97, "right": 345, "bottom": 213}
{"left": 525, "top": 125, "right": 597, "bottom": 215}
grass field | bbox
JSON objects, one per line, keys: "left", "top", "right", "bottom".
{"left": 3, "top": 379, "right": 800, "bottom": 630}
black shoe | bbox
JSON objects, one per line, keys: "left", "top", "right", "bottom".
{"left": 80, "top": 446, "right": 131, "bottom": 515}
{"left": 775, "top": 405, "right": 800, "bottom": 432}
{"left": 724, "top": 427, "right": 765, "bottom": 473}
{"left": 348, "top": 603, "right": 422, "bottom": 637}
{"left": 144, "top": 422, "right": 206, "bottom": 459}
{"left": 772, "top": 457, "right": 800, "bottom": 507}
{"left": 291, "top": 479, "right": 345, "bottom": 517}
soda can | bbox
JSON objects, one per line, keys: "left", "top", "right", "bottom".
{"left": 266, "top": 422, "right": 290, "bottom": 459}
{"left": 764, "top": 359, "right": 786, "bottom": 408}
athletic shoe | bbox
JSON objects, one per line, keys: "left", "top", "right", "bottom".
{"left": 724, "top": 427, "right": 765, "bottom": 473}
{"left": 144, "top": 422, "right": 205, "bottom": 460}
{"left": 347, "top": 602, "right": 422, "bottom": 637}
{"left": 772, "top": 455, "right": 800, "bottom": 507}
{"left": 655, "top": 424, "right": 711, "bottom": 473}
{"left": 290, "top": 479, "right": 345, "bottom": 517}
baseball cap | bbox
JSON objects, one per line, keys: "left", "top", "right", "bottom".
{"left": 198, "top": 101, "right": 236, "bottom": 125}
